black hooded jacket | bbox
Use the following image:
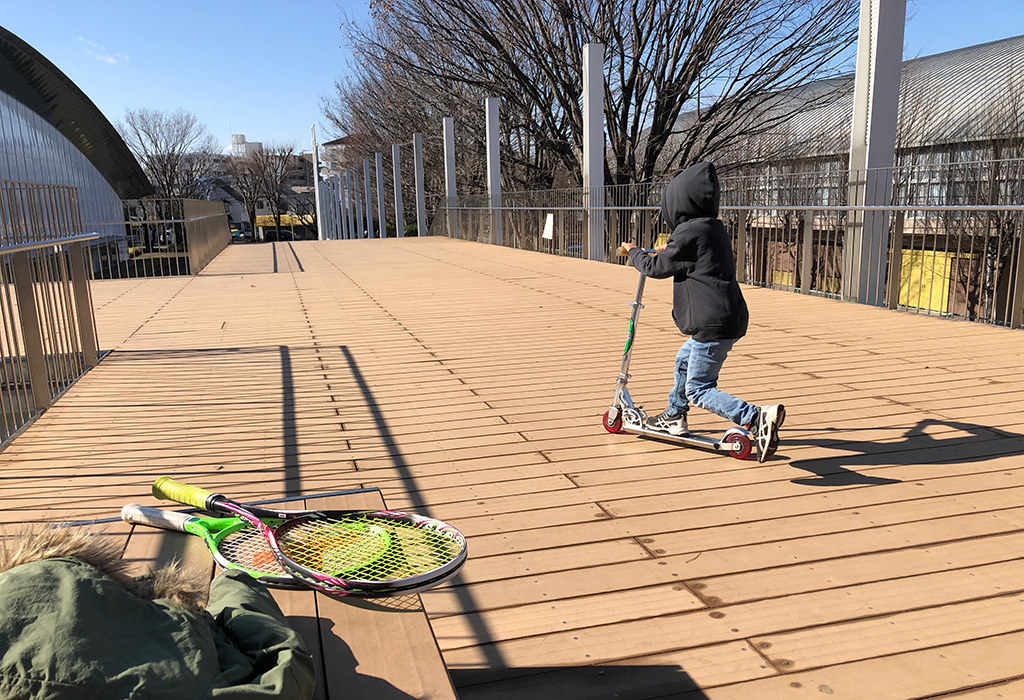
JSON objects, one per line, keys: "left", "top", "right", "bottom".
{"left": 627, "top": 161, "right": 748, "bottom": 341}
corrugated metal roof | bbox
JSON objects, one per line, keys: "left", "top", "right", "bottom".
{"left": 727, "top": 34, "right": 1024, "bottom": 161}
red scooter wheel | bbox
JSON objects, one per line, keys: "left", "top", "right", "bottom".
{"left": 602, "top": 410, "right": 623, "bottom": 433}
{"left": 723, "top": 428, "right": 752, "bottom": 459}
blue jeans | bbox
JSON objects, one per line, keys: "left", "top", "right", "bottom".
{"left": 668, "top": 338, "right": 758, "bottom": 426}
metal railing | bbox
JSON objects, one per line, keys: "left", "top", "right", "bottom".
{"left": 1, "top": 179, "right": 100, "bottom": 446}
{"left": 429, "top": 158, "right": 1024, "bottom": 329}
{"left": 82, "top": 198, "right": 231, "bottom": 279}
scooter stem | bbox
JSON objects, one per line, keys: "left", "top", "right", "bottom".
{"left": 611, "top": 249, "right": 657, "bottom": 411}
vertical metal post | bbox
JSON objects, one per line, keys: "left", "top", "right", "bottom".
{"left": 354, "top": 167, "right": 365, "bottom": 238}
{"left": 347, "top": 169, "right": 357, "bottom": 238}
{"left": 558, "top": 210, "right": 565, "bottom": 256}
{"left": 342, "top": 168, "right": 350, "bottom": 237}
{"left": 800, "top": 212, "right": 814, "bottom": 294}
{"left": 583, "top": 42, "right": 605, "bottom": 262}
{"left": 11, "top": 251, "right": 51, "bottom": 410}
{"left": 392, "top": 144, "right": 405, "bottom": 237}
{"left": 311, "top": 125, "right": 323, "bottom": 240}
{"left": 1009, "top": 225, "right": 1024, "bottom": 328}
{"left": 68, "top": 242, "right": 98, "bottom": 367}
{"left": 332, "top": 177, "right": 341, "bottom": 240}
{"left": 844, "top": 0, "right": 906, "bottom": 305}
{"left": 735, "top": 210, "right": 748, "bottom": 283}
{"left": 414, "top": 133, "right": 427, "bottom": 236}
{"left": 886, "top": 211, "right": 905, "bottom": 309}
{"left": 363, "top": 159, "right": 374, "bottom": 238}
{"left": 339, "top": 170, "right": 348, "bottom": 239}
{"left": 326, "top": 177, "right": 337, "bottom": 240}
{"left": 443, "top": 117, "right": 457, "bottom": 238}
{"left": 375, "top": 152, "right": 386, "bottom": 238}
{"left": 485, "top": 97, "right": 503, "bottom": 246}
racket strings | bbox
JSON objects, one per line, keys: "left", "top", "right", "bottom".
{"left": 277, "top": 516, "right": 463, "bottom": 583}
{"left": 219, "top": 528, "right": 289, "bottom": 576}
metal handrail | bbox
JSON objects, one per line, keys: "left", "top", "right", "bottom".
{"left": 0, "top": 233, "right": 101, "bottom": 255}
{"left": 437, "top": 204, "right": 1024, "bottom": 212}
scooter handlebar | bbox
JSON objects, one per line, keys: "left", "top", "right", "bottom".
{"left": 614, "top": 246, "right": 658, "bottom": 257}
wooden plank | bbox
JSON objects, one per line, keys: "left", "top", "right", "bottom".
{"left": 431, "top": 582, "right": 705, "bottom": 650}
{"left": 940, "top": 678, "right": 1024, "bottom": 698}
{"left": 692, "top": 529, "right": 1024, "bottom": 605}
{"left": 751, "top": 592, "right": 1024, "bottom": 673}
{"left": 702, "top": 630, "right": 1024, "bottom": 699}
{"left": 420, "top": 511, "right": 1024, "bottom": 618}
{"left": 438, "top": 556, "right": 1024, "bottom": 680}
{"left": 303, "top": 490, "right": 458, "bottom": 700}
{"left": 455, "top": 641, "right": 775, "bottom": 700}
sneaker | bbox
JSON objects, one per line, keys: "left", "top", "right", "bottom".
{"left": 647, "top": 408, "right": 689, "bottom": 436}
{"left": 753, "top": 404, "right": 786, "bottom": 463}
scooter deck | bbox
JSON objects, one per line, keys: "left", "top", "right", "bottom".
{"left": 621, "top": 423, "right": 730, "bottom": 452}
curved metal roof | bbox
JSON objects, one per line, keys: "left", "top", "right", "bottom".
{"left": 0, "top": 26, "right": 154, "bottom": 198}
{"left": 761, "top": 34, "right": 1024, "bottom": 159}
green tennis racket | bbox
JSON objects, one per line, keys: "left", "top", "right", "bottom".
{"left": 151, "top": 477, "right": 468, "bottom": 597}
{"left": 120, "top": 503, "right": 301, "bottom": 588}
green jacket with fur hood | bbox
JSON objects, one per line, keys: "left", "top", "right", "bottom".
{"left": 0, "top": 528, "right": 315, "bottom": 700}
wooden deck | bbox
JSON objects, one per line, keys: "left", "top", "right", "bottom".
{"left": 3, "top": 236, "right": 1024, "bottom": 699}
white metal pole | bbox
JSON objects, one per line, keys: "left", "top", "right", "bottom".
{"left": 485, "top": 97, "right": 502, "bottom": 246}
{"left": 583, "top": 43, "right": 606, "bottom": 262}
{"left": 414, "top": 132, "right": 427, "bottom": 236}
{"left": 350, "top": 167, "right": 359, "bottom": 238}
{"left": 335, "top": 175, "right": 345, "bottom": 240}
{"left": 443, "top": 117, "right": 457, "bottom": 238}
{"left": 844, "top": 0, "right": 906, "bottom": 306}
{"left": 375, "top": 151, "right": 386, "bottom": 238}
{"left": 363, "top": 159, "right": 374, "bottom": 238}
{"left": 355, "top": 166, "right": 365, "bottom": 238}
{"left": 392, "top": 144, "right": 405, "bottom": 237}
{"left": 311, "top": 125, "right": 323, "bottom": 240}
{"left": 345, "top": 169, "right": 355, "bottom": 238}
{"left": 342, "top": 167, "right": 350, "bottom": 239}
{"left": 329, "top": 176, "right": 340, "bottom": 240}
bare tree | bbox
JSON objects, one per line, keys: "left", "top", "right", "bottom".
{"left": 225, "top": 154, "right": 263, "bottom": 237}
{"left": 333, "top": 0, "right": 859, "bottom": 189}
{"left": 118, "top": 108, "right": 220, "bottom": 198}
{"left": 289, "top": 188, "right": 318, "bottom": 238}
{"left": 250, "top": 142, "right": 297, "bottom": 237}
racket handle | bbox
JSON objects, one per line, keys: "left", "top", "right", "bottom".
{"left": 153, "top": 476, "right": 217, "bottom": 510}
{"left": 121, "top": 503, "right": 192, "bottom": 532}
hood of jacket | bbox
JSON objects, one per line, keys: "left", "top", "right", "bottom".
{"left": 661, "top": 161, "right": 720, "bottom": 229}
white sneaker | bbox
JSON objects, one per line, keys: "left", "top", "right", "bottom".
{"left": 754, "top": 405, "right": 786, "bottom": 463}
{"left": 647, "top": 408, "right": 689, "bottom": 436}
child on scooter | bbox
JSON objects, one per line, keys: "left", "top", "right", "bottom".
{"left": 619, "top": 161, "right": 785, "bottom": 462}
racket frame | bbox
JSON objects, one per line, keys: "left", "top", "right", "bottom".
{"left": 152, "top": 477, "right": 467, "bottom": 597}
{"left": 120, "top": 503, "right": 303, "bottom": 588}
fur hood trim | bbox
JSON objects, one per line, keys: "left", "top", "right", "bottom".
{"left": 0, "top": 524, "right": 208, "bottom": 610}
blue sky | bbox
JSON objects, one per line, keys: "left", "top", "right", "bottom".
{"left": 1, "top": 0, "right": 1023, "bottom": 154}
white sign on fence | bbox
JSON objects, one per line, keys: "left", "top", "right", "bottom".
{"left": 542, "top": 213, "right": 554, "bottom": 240}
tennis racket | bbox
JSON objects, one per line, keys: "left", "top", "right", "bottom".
{"left": 120, "top": 503, "right": 301, "bottom": 588}
{"left": 151, "top": 477, "right": 468, "bottom": 597}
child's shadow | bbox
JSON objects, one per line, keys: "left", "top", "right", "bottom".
{"left": 780, "top": 418, "right": 1024, "bottom": 487}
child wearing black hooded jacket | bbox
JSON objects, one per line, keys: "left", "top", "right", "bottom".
{"left": 620, "top": 161, "right": 785, "bottom": 462}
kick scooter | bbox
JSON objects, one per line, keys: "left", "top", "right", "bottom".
{"left": 602, "top": 247, "right": 753, "bottom": 460}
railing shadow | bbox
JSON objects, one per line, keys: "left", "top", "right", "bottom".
{"left": 290, "top": 616, "right": 419, "bottom": 700}
{"left": 451, "top": 663, "right": 712, "bottom": 699}
{"left": 781, "top": 417, "right": 1024, "bottom": 486}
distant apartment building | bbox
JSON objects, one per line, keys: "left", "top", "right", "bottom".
{"left": 231, "top": 134, "right": 263, "bottom": 159}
